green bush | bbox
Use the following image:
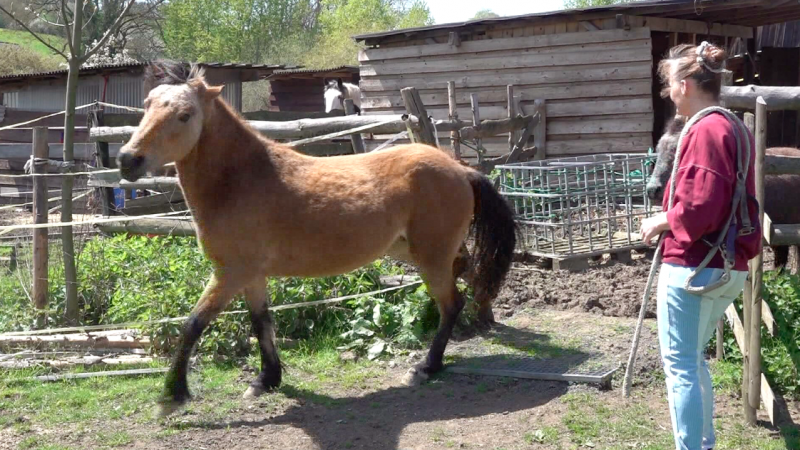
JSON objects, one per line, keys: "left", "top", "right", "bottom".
{"left": 711, "top": 270, "right": 800, "bottom": 400}
{"left": 0, "top": 44, "right": 61, "bottom": 76}
{"left": 1, "top": 235, "right": 452, "bottom": 362}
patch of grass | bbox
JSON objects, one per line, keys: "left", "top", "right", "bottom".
{"left": 710, "top": 359, "right": 742, "bottom": 396}
{"left": 96, "top": 431, "right": 132, "bottom": 447}
{"left": 17, "top": 436, "right": 42, "bottom": 450}
{"left": 0, "top": 29, "right": 66, "bottom": 57}
{"left": 558, "top": 389, "right": 793, "bottom": 450}
{"left": 280, "top": 334, "right": 384, "bottom": 392}
{"left": 523, "top": 426, "right": 559, "bottom": 445}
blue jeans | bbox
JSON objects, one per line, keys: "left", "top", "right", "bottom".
{"left": 657, "top": 263, "right": 749, "bottom": 450}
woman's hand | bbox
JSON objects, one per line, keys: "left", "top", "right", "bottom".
{"left": 640, "top": 212, "right": 670, "bottom": 246}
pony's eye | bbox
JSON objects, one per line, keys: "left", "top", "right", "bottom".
{"left": 178, "top": 113, "right": 191, "bottom": 123}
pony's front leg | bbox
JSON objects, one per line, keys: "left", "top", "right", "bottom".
{"left": 158, "top": 269, "right": 247, "bottom": 418}
{"left": 242, "top": 277, "right": 282, "bottom": 399}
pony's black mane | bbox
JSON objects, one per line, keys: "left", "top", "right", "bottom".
{"left": 144, "top": 60, "right": 205, "bottom": 92}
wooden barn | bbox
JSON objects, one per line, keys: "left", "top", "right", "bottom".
{"left": 263, "top": 66, "right": 360, "bottom": 113}
{"left": 354, "top": 0, "right": 800, "bottom": 163}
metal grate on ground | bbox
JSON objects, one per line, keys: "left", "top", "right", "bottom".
{"left": 444, "top": 353, "right": 619, "bottom": 388}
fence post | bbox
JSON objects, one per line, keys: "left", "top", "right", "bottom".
{"left": 533, "top": 99, "right": 547, "bottom": 160}
{"left": 742, "top": 110, "right": 755, "bottom": 418}
{"left": 716, "top": 70, "right": 734, "bottom": 359}
{"left": 746, "top": 96, "right": 767, "bottom": 425}
{"left": 32, "top": 126, "right": 49, "bottom": 328}
{"left": 470, "top": 94, "right": 483, "bottom": 164}
{"left": 447, "top": 81, "right": 461, "bottom": 161}
{"left": 400, "top": 87, "right": 436, "bottom": 146}
{"left": 343, "top": 99, "right": 366, "bottom": 154}
{"left": 90, "top": 108, "right": 115, "bottom": 216}
{"left": 507, "top": 85, "right": 517, "bottom": 153}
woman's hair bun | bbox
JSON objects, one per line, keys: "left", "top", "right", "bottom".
{"left": 698, "top": 42, "right": 727, "bottom": 71}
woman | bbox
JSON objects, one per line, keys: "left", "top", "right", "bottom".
{"left": 640, "top": 42, "right": 762, "bottom": 450}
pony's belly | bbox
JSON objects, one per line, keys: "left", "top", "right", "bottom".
{"left": 259, "top": 231, "right": 408, "bottom": 278}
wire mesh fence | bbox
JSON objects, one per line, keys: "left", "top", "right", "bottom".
{"left": 495, "top": 153, "right": 658, "bottom": 259}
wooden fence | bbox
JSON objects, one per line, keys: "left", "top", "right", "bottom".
{"left": 718, "top": 85, "right": 800, "bottom": 426}
{"left": 86, "top": 85, "right": 542, "bottom": 223}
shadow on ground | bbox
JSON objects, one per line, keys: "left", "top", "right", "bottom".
{"left": 172, "top": 323, "right": 590, "bottom": 449}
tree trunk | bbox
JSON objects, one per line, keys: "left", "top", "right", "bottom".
{"left": 62, "top": 0, "right": 84, "bottom": 325}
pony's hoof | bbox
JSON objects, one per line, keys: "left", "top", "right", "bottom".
{"left": 401, "top": 367, "right": 429, "bottom": 387}
{"left": 243, "top": 385, "right": 266, "bottom": 400}
{"left": 156, "top": 398, "right": 188, "bottom": 419}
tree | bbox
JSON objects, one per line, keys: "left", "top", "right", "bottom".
{"left": 161, "top": 0, "right": 320, "bottom": 65}
{"left": 472, "top": 9, "right": 498, "bottom": 19}
{"left": 563, "top": 0, "right": 633, "bottom": 8}
{"left": 302, "top": 0, "right": 433, "bottom": 68}
{"left": 0, "top": 0, "right": 162, "bottom": 324}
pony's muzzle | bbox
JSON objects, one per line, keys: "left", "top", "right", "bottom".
{"left": 117, "top": 152, "right": 146, "bottom": 181}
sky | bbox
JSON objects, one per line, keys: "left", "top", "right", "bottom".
{"left": 427, "top": 0, "right": 566, "bottom": 25}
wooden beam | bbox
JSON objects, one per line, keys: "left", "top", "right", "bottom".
{"left": 722, "top": 85, "right": 800, "bottom": 111}
{"left": 580, "top": 20, "right": 600, "bottom": 31}
{"left": 401, "top": 88, "right": 437, "bottom": 145}
{"left": 457, "top": 114, "right": 538, "bottom": 141}
{"left": 746, "top": 95, "right": 767, "bottom": 426}
{"left": 448, "top": 31, "right": 461, "bottom": 47}
{"left": 762, "top": 301, "right": 776, "bottom": 337}
{"left": 95, "top": 218, "right": 197, "bottom": 237}
{"left": 359, "top": 28, "right": 651, "bottom": 62}
{"left": 507, "top": 85, "right": 516, "bottom": 153}
{"left": 723, "top": 303, "right": 777, "bottom": 426}
{"left": 88, "top": 175, "right": 179, "bottom": 191}
{"left": 343, "top": 99, "right": 366, "bottom": 153}
{"left": 90, "top": 115, "right": 421, "bottom": 143}
{"left": 471, "top": 93, "right": 483, "bottom": 162}
{"left": 36, "top": 368, "right": 168, "bottom": 382}
{"left": 764, "top": 154, "right": 800, "bottom": 175}
{"left": 615, "top": 14, "right": 629, "bottom": 30}
{"left": 623, "top": 15, "right": 753, "bottom": 38}
{"left": 0, "top": 333, "right": 150, "bottom": 351}
{"left": 533, "top": 99, "right": 546, "bottom": 159}
{"left": 448, "top": 81, "right": 461, "bottom": 160}
{"left": 770, "top": 224, "right": 800, "bottom": 246}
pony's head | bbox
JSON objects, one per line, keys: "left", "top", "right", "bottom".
{"left": 324, "top": 78, "right": 345, "bottom": 113}
{"left": 645, "top": 115, "right": 686, "bottom": 202}
{"left": 117, "top": 60, "right": 224, "bottom": 181}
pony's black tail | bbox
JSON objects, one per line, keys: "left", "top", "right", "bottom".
{"left": 466, "top": 171, "right": 518, "bottom": 320}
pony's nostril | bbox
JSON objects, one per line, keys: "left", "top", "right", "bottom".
{"left": 119, "top": 153, "right": 144, "bottom": 170}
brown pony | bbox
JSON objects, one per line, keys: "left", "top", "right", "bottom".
{"left": 116, "top": 61, "right": 518, "bottom": 417}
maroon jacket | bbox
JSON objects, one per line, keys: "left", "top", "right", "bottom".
{"left": 661, "top": 112, "right": 762, "bottom": 271}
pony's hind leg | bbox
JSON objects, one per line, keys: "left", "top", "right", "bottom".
{"left": 242, "top": 277, "right": 282, "bottom": 399}
{"left": 158, "top": 269, "right": 249, "bottom": 418}
{"left": 401, "top": 263, "right": 465, "bottom": 387}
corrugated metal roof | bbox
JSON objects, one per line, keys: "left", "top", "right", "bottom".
{"left": 353, "top": 0, "right": 798, "bottom": 42}
{"left": 270, "top": 65, "right": 359, "bottom": 76}
{"left": 0, "top": 61, "right": 287, "bottom": 82}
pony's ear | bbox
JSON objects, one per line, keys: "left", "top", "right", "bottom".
{"left": 205, "top": 84, "right": 224, "bottom": 100}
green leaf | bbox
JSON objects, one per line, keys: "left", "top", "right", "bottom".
{"left": 368, "top": 339, "right": 386, "bottom": 360}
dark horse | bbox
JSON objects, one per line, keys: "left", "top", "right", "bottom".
{"left": 646, "top": 115, "right": 800, "bottom": 271}
{"left": 115, "top": 61, "right": 518, "bottom": 417}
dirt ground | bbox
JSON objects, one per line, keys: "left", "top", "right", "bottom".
{"left": 2, "top": 218, "right": 799, "bottom": 449}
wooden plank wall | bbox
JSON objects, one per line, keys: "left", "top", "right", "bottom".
{"left": 269, "top": 79, "right": 327, "bottom": 112}
{"left": 358, "top": 24, "right": 655, "bottom": 163}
